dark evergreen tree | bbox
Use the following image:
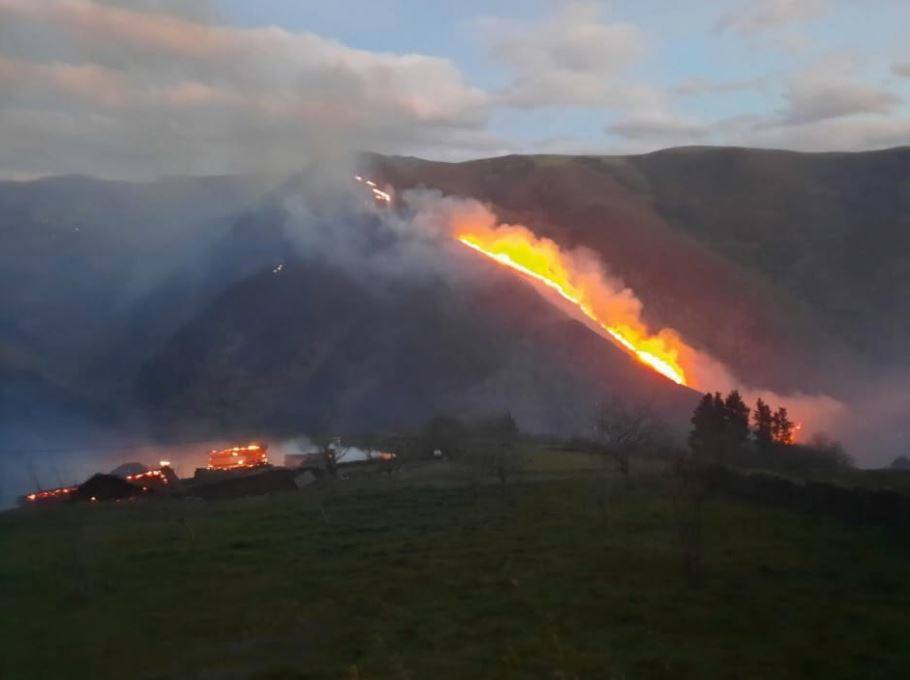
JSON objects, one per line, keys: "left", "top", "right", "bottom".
{"left": 771, "top": 407, "right": 794, "bottom": 445}
{"left": 713, "top": 392, "right": 727, "bottom": 425}
{"left": 689, "top": 393, "right": 724, "bottom": 462}
{"left": 724, "top": 390, "right": 751, "bottom": 447}
{"left": 753, "top": 398, "right": 773, "bottom": 451}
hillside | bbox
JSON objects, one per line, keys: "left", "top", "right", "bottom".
{"left": 369, "top": 147, "right": 910, "bottom": 395}
{"left": 2, "top": 146, "right": 910, "bottom": 483}
{"left": 136, "top": 249, "right": 694, "bottom": 437}
{"left": 3, "top": 466, "right": 909, "bottom": 678}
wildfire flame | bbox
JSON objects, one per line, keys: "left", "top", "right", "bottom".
{"left": 351, "top": 174, "right": 844, "bottom": 441}
{"left": 456, "top": 231, "right": 688, "bottom": 386}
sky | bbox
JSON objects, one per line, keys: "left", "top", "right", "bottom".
{"left": 1, "top": 0, "right": 909, "bottom": 179}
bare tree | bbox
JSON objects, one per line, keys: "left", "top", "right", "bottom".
{"left": 454, "top": 413, "right": 527, "bottom": 496}
{"left": 594, "top": 399, "right": 661, "bottom": 483}
{"left": 485, "top": 443, "right": 528, "bottom": 492}
{"left": 483, "top": 413, "right": 527, "bottom": 492}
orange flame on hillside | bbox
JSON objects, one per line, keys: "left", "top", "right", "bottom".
{"left": 450, "top": 212, "right": 846, "bottom": 439}
{"left": 353, "top": 175, "right": 846, "bottom": 441}
{"left": 456, "top": 228, "right": 689, "bottom": 386}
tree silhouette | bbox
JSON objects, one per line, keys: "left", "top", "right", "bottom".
{"left": 753, "top": 398, "right": 773, "bottom": 452}
{"left": 724, "top": 390, "right": 751, "bottom": 448}
{"left": 475, "top": 412, "right": 524, "bottom": 491}
{"left": 688, "top": 393, "right": 726, "bottom": 463}
{"left": 689, "top": 391, "right": 756, "bottom": 465}
{"left": 771, "top": 407, "right": 794, "bottom": 445}
{"left": 595, "top": 400, "right": 660, "bottom": 482}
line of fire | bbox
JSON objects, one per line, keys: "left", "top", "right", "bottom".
{"left": 19, "top": 440, "right": 398, "bottom": 508}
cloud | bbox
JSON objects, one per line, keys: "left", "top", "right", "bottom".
{"left": 0, "top": 0, "right": 494, "bottom": 178}
{"left": 478, "top": 1, "right": 714, "bottom": 152}
{"left": 773, "top": 58, "right": 902, "bottom": 126}
{"left": 716, "top": 0, "right": 825, "bottom": 35}
{"left": 90, "top": 0, "right": 216, "bottom": 21}
{"left": 698, "top": 56, "right": 909, "bottom": 153}
{"left": 607, "top": 114, "right": 710, "bottom": 142}
{"left": 480, "top": 1, "right": 650, "bottom": 110}
{"left": 782, "top": 79, "right": 901, "bottom": 124}
{"left": 732, "top": 114, "right": 910, "bottom": 152}
{"left": 0, "top": 0, "right": 906, "bottom": 175}
{"left": 674, "top": 76, "right": 767, "bottom": 98}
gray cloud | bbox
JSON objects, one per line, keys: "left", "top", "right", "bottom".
{"left": 91, "top": 0, "right": 216, "bottom": 20}
{"left": 607, "top": 114, "right": 710, "bottom": 142}
{"left": 674, "top": 76, "right": 767, "bottom": 98}
{"left": 0, "top": 0, "right": 494, "bottom": 179}
{"left": 0, "top": 0, "right": 907, "bottom": 176}
{"left": 716, "top": 0, "right": 825, "bottom": 35}
{"left": 734, "top": 114, "right": 910, "bottom": 151}
{"left": 773, "top": 59, "right": 902, "bottom": 126}
{"left": 480, "top": 1, "right": 651, "bottom": 110}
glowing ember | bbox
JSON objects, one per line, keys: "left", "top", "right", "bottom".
{"left": 125, "top": 469, "right": 169, "bottom": 485}
{"left": 354, "top": 175, "right": 392, "bottom": 205}
{"left": 25, "top": 486, "right": 77, "bottom": 503}
{"left": 456, "top": 233, "right": 687, "bottom": 386}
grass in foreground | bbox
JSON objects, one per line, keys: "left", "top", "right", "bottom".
{"left": 1, "top": 472, "right": 909, "bottom": 679}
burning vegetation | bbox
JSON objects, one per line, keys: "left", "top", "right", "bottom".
{"left": 22, "top": 464, "right": 178, "bottom": 506}
{"left": 456, "top": 230, "right": 688, "bottom": 386}
{"left": 399, "top": 183, "right": 844, "bottom": 439}
{"left": 207, "top": 443, "right": 269, "bottom": 471}
{"left": 23, "top": 485, "right": 78, "bottom": 505}
{"left": 349, "top": 172, "right": 843, "bottom": 437}
{"left": 18, "top": 439, "right": 400, "bottom": 508}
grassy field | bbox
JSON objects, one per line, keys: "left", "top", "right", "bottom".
{"left": 2, "top": 460, "right": 909, "bottom": 679}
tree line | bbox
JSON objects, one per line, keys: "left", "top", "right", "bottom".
{"left": 689, "top": 391, "right": 794, "bottom": 460}
{"left": 688, "top": 390, "right": 849, "bottom": 474}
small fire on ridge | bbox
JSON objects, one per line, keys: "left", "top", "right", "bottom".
{"left": 355, "top": 175, "right": 392, "bottom": 204}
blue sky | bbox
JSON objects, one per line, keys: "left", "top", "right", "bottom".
{"left": 214, "top": 0, "right": 910, "bottom": 153}
{"left": 1, "top": 0, "right": 909, "bottom": 178}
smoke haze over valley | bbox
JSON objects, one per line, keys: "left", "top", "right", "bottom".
{"left": 3, "top": 145, "right": 910, "bottom": 508}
